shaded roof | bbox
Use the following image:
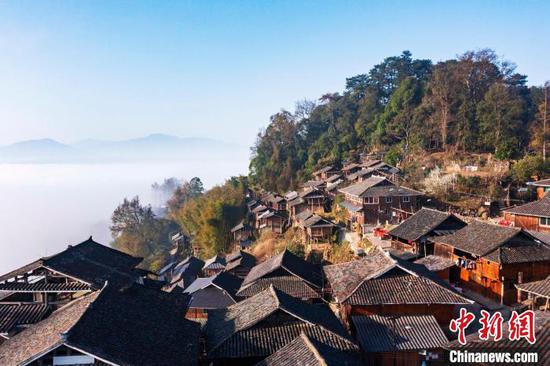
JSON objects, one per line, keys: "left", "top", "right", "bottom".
{"left": 300, "top": 187, "right": 325, "bottom": 199}
{"left": 324, "top": 250, "right": 470, "bottom": 305}
{"left": 516, "top": 276, "right": 550, "bottom": 298}
{"left": 414, "top": 255, "right": 455, "bottom": 272}
{"left": 342, "top": 163, "right": 361, "bottom": 171}
{"left": 389, "top": 208, "right": 466, "bottom": 242}
{"left": 339, "top": 176, "right": 388, "bottom": 197}
{"left": 0, "top": 284, "right": 200, "bottom": 366}
{"left": 226, "top": 250, "right": 257, "bottom": 272}
{"left": 325, "top": 174, "right": 342, "bottom": 183}
{"left": 312, "top": 166, "right": 334, "bottom": 175}
{"left": 241, "top": 250, "right": 323, "bottom": 289}
{"left": 0, "top": 304, "right": 51, "bottom": 335}
{"left": 529, "top": 178, "right": 550, "bottom": 187}
{"left": 231, "top": 220, "right": 250, "bottom": 233}
{"left": 255, "top": 333, "right": 363, "bottom": 366}
{"left": 445, "top": 311, "right": 550, "bottom": 364}
{"left": 185, "top": 272, "right": 242, "bottom": 301}
{"left": 295, "top": 209, "right": 314, "bottom": 223}
{"left": 288, "top": 196, "right": 305, "bottom": 207}
{"left": 205, "top": 286, "right": 354, "bottom": 359}
{"left": 353, "top": 314, "right": 448, "bottom": 352}
{"left": 504, "top": 195, "right": 550, "bottom": 217}
{"left": 527, "top": 230, "right": 550, "bottom": 246}
{"left": 203, "top": 254, "right": 227, "bottom": 270}
{"left": 434, "top": 221, "right": 550, "bottom": 264}
{"left": 170, "top": 256, "right": 205, "bottom": 288}
{"left": 302, "top": 215, "right": 337, "bottom": 229}
{"left": 236, "top": 276, "right": 321, "bottom": 299}
{"left": 339, "top": 200, "right": 363, "bottom": 212}
{"left": 0, "top": 238, "right": 143, "bottom": 289}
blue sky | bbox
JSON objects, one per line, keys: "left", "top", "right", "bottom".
{"left": 0, "top": 0, "right": 548, "bottom": 147}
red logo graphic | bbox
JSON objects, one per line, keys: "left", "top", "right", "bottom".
{"left": 449, "top": 308, "right": 476, "bottom": 345}
{"left": 478, "top": 310, "right": 503, "bottom": 341}
{"left": 508, "top": 310, "right": 536, "bottom": 344}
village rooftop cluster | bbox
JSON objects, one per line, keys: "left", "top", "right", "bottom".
{"left": 1, "top": 155, "right": 550, "bottom": 365}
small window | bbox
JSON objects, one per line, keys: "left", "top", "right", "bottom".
{"left": 365, "top": 197, "right": 378, "bottom": 204}
{"left": 385, "top": 197, "right": 392, "bottom": 203}
{"left": 402, "top": 196, "right": 410, "bottom": 203}
{"left": 540, "top": 217, "right": 550, "bottom": 227}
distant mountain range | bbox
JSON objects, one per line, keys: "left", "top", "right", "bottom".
{"left": 0, "top": 134, "right": 244, "bottom": 163}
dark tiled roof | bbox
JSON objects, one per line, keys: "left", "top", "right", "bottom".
{"left": 295, "top": 210, "right": 314, "bottom": 223}
{"left": 203, "top": 255, "right": 227, "bottom": 270}
{"left": 0, "top": 285, "right": 199, "bottom": 366}
{"left": 302, "top": 215, "right": 336, "bottom": 228}
{"left": 339, "top": 200, "right": 363, "bottom": 212}
{"left": 325, "top": 174, "right": 342, "bottom": 183}
{"left": 435, "top": 221, "right": 550, "bottom": 264}
{"left": 527, "top": 230, "right": 550, "bottom": 246}
{"left": 169, "top": 256, "right": 205, "bottom": 290}
{"left": 516, "top": 276, "right": 550, "bottom": 298}
{"left": 414, "top": 255, "right": 455, "bottom": 272}
{"left": 504, "top": 195, "right": 550, "bottom": 217}
{"left": 300, "top": 187, "right": 325, "bottom": 198}
{"left": 241, "top": 250, "right": 323, "bottom": 289}
{"left": 226, "top": 250, "right": 256, "bottom": 268}
{"left": 324, "top": 250, "right": 470, "bottom": 305}
{"left": 0, "top": 238, "right": 143, "bottom": 289}
{"left": 353, "top": 314, "right": 448, "bottom": 352}
{"left": 339, "top": 176, "right": 388, "bottom": 197}
{"left": 342, "top": 163, "right": 361, "bottom": 171}
{"left": 0, "top": 282, "right": 91, "bottom": 293}
{"left": 185, "top": 272, "right": 243, "bottom": 306}
{"left": 445, "top": 311, "right": 550, "bottom": 365}
{"left": 388, "top": 208, "right": 465, "bottom": 241}
{"left": 231, "top": 220, "right": 250, "bottom": 232}
{"left": 288, "top": 197, "right": 305, "bottom": 207}
{"left": 313, "top": 166, "right": 334, "bottom": 175}
{"left": 0, "top": 292, "right": 98, "bottom": 365}
{"left": 236, "top": 276, "right": 321, "bottom": 299}
{"left": 323, "top": 250, "right": 395, "bottom": 302}
{"left": 0, "top": 304, "right": 51, "bottom": 334}
{"left": 255, "top": 333, "right": 363, "bottom": 366}
{"left": 206, "top": 287, "right": 354, "bottom": 359}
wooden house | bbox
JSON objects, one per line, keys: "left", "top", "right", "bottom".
{"left": 432, "top": 221, "right": 550, "bottom": 304}
{"left": 0, "top": 237, "right": 144, "bottom": 339}
{"left": 516, "top": 276, "right": 550, "bottom": 311}
{"left": 256, "top": 209, "right": 287, "bottom": 234}
{"left": 352, "top": 314, "right": 448, "bottom": 366}
{"left": 225, "top": 250, "right": 257, "bottom": 279}
{"left": 205, "top": 286, "right": 358, "bottom": 366}
{"left": 0, "top": 283, "right": 200, "bottom": 366}
{"left": 184, "top": 272, "right": 242, "bottom": 320}
{"left": 256, "top": 332, "right": 363, "bottom": 366}
{"left": 262, "top": 192, "right": 287, "bottom": 211}
{"left": 312, "top": 165, "right": 340, "bottom": 181}
{"left": 529, "top": 178, "right": 550, "bottom": 200}
{"left": 230, "top": 220, "right": 253, "bottom": 249}
{"left": 503, "top": 194, "right": 550, "bottom": 232}
{"left": 341, "top": 162, "right": 362, "bottom": 177}
{"left": 236, "top": 249, "right": 323, "bottom": 301}
{"left": 203, "top": 255, "right": 227, "bottom": 277}
{"left": 388, "top": 207, "right": 466, "bottom": 258}
{"left": 295, "top": 211, "right": 337, "bottom": 248}
{"left": 163, "top": 256, "right": 205, "bottom": 292}
{"left": 323, "top": 249, "right": 471, "bottom": 326}
{"left": 287, "top": 187, "right": 328, "bottom": 219}
{"left": 338, "top": 176, "right": 423, "bottom": 233}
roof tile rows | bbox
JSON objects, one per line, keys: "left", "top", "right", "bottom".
{"left": 389, "top": 207, "right": 465, "bottom": 242}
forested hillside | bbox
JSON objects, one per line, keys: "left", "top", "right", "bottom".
{"left": 250, "top": 50, "right": 548, "bottom": 192}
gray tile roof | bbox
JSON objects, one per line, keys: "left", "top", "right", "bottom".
{"left": 414, "top": 255, "right": 455, "bottom": 272}
{"left": 388, "top": 208, "right": 465, "bottom": 242}
{"left": 203, "top": 254, "right": 226, "bottom": 270}
{"left": 504, "top": 195, "right": 550, "bottom": 217}
{"left": 236, "top": 276, "right": 321, "bottom": 299}
{"left": 255, "top": 333, "right": 363, "bottom": 366}
{"left": 0, "top": 282, "right": 91, "bottom": 293}
{"left": 0, "top": 284, "right": 200, "bottom": 366}
{"left": 530, "top": 178, "right": 550, "bottom": 187}
{"left": 527, "top": 230, "right": 550, "bottom": 246}
{"left": 324, "top": 250, "right": 470, "bottom": 305}
{"left": 241, "top": 250, "right": 323, "bottom": 289}
{"left": 0, "top": 238, "right": 143, "bottom": 289}
{"left": 339, "top": 176, "right": 422, "bottom": 198}
{"left": 353, "top": 314, "right": 448, "bottom": 352}
{"left": 313, "top": 166, "right": 334, "bottom": 175}
{"left": 184, "top": 272, "right": 243, "bottom": 308}
{"left": 206, "top": 286, "right": 354, "bottom": 359}
{"left": 516, "top": 276, "right": 550, "bottom": 298}
{"left": 435, "top": 221, "right": 550, "bottom": 264}
{"left": 338, "top": 176, "right": 388, "bottom": 197}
